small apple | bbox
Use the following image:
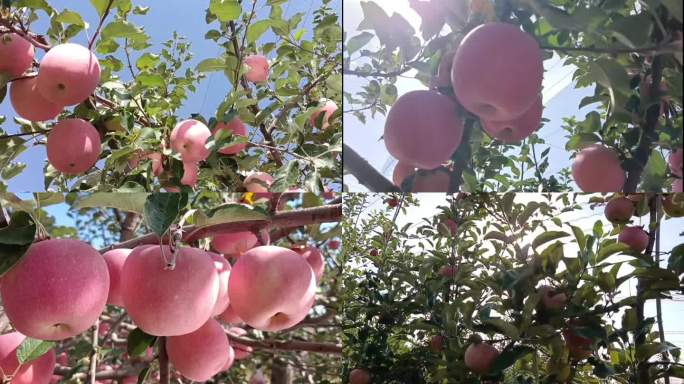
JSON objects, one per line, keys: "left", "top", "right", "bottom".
{"left": 464, "top": 339, "right": 499, "bottom": 375}
{"left": 617, "top": 226, "right": 649, "bottom": 253}
{"left": 604, "top": 197, "right": 634, "bottom": 224}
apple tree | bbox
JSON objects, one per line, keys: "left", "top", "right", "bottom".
{"left": 343, "top": 0, "right": 682, "bottom": 193}
{"left": 0, "top": 0, "right": 342, "bottom": 193}
{"left": 0, "top": 191, "right": 343, "bottom": 383}
{"left": 342, "top": 192, "right": 683, "bottom": 383}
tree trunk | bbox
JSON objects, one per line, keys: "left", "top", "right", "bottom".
{"left": 270, "top": 358, "right": 292, "bottom": 384}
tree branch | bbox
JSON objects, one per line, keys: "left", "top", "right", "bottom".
{"left": 226, "top": 331, "right": 342, "bottom": 354}
{"left": 88, "top": 0, "right": 115, "bottom": 50}
{"left": 343, "top": 144, "right": 399, "bottom": 192}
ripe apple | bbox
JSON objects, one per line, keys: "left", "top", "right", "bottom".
{"left": 213, "top": 117, "right": 247, "bottom": 155}
{"left": 429, "top": 335, "right": 445, "bottom": 353}
{"left": 618, "top": 226, "right": 649, "bottom": 253}
{"left": 439, "top": 265, "right": 456, "bottom": 278}
{"left": 0, "top": 33, "right": 34, "bottom": 77}
{"left": 392, "top": 162, "right": 415, "bottom": 188}
{"left": 180, "top": 161, "right": 200, "bottom": 187}
{"left": 170, "top": 119, "right": 211, "bottom": 163}
{"left": 451, "top": 22, "right": 542, "bottom": 122}
{"left": 669, "top": 148, "right": 682, "bottom": 177}
{"left": 243, "top": 172, "right": 273, "bottom": 192}
{"left": 101, "top": 248, "right": 132, "bottom": 307}
{"left": 10, "top": 77, "right": 62, "bottom": 121}
{"left": 166, "top": 319, "right": 233, "bottom": 381}
{"left": 243, "top": 55, "right": 269, "bottom": 83}
{"left": 0, "top": 332, "right": 56, "bottom": 384}
{"left": 310, "top": 99, "right": 338, "bottom": 130}
{"left": 349, "top": 368, "right": 370, "bottom": 384}
{"left": 387, "top": 198, "right": 398, "bottom": 208}
{"left": 562, "top": 329, "right": 592, "bottom": 360}
{"left": 212, "top": 231, "right": 258, "bottom": 257}
{"left": 46, "top": 118, "right": 102, "bottom": 175}
{"left": 227, "top": 327, "right": 253, "bottom": 360}
{"left": 37, "top": 43, "right": 100, "bottom": 106}
{"left": 480, "top": 96, "right": 542, "bottom": 143}
{"left": 442, "top": 219, "right": 458, "bottom": 236}
{"left": 228, "top": 246, "right": 316, "bottom": 331}
{"left": 464, "top": 340, "right": 499, "bottom": 375}
{"left": 673, "top": 178, "right": 683, "bottom": 192}
{"left": 121, "top": 245, "right": 219, "bottom": 336}
{"left": 571, "top": 144, "right": 625, "bottom": 192}
{"left": 148, "top": 152, "right": 164, "bottom": 176}
{"left": 384, "top": 90, "right": 464, "bottom": 170}
{"left": 328, "top": 240, "right": 340, "bottom": 250}
{"left": 369, "top": 249, "right": 379, "bottom": 257}
{"left": 604, "top": 197, "right": 634, "bottom": 224}
{"left": 292, "top": 246, "right": 325, "bottom": 281}
{"left": 662, "top": 194, "right": 684, "bottom": 217}
{"left": 412, "top": 169, "right": 451, "bottom": 192}
{"left": 0, "top": 239, "right": 109, "bottom": 340}
{"left": 218, "top": 305, "right": 244, "bottom": 325}
{"left": 208, "top": 252, "right": 231, "bottom": 316}
{"left": 537, "top": 285, "right": 567, "bottom": 310}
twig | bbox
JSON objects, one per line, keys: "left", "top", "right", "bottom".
{"left": 226, "top": 331, "right": 342, "bottom": 354}
{"left": 0, "top": 129, "right": 51, "bottom": 140}
{"left": 539, "top": 43, "right": 680, "bottom": 55}
{"left": 158, "top": 337, "right": 169, "bottom": 384}
{"left": 342, "top": 144, "right": 399, "bottom": 192}
{"left": 88, "top": 0, "right": 115, "bottom": 50}
{"left": 86, "top": 321, "right": 99, "bottom": 384}
{"left": 448, "top": 120, "right": 474, "bottom": 193}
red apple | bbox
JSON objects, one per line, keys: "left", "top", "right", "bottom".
{"left": 243, "top": 55, "right": 269, "bottom": 83}
{"left": 442, "top": 219, "right": 458, "bottom": 236}
{"left": 243, "top": 172, "right": 273, "bottom": 192}
{"left": 392, "top": 162, "right": 415, "bottom": 188}
{"left": 218, "top": 305, "right": 244, "bottom": 326}
{"left": 208, "top": 252, "right": 232, "bottom": 316}
{"left": 0, "top": 33, "right": 34, "bottom": 77}
{"left": 673, "top": 179, "right": 683, "bottom": 192}
{"left": 292, "top": 246, "right": 325, "bottom": 281}
{"left": 412, "top": 169, "right": 451, "bottom": 192}
{"left": 228, "top": 246, "right": 316, "bottom": 331}
{"left": 47, "top": 118, "right": 102, "bottom": 175}
{"left": 10, "top": 77, "right": 62, "bottom": 122}
{"left": 212, "top": 231, "right": 258, "bottom": 257}
{"left": 328, "top": 240, "right": 340, "bottom": 250}
{"left": 464, "top": 340, "right": 499, "bottom": 375}
{"left": 604, "top": 197, "right": 634, "bottom": 224}
{"left": 451, "top": 22, "right": 542, "bottom": 122}
{"left": 0, "top": 332, "right": 56, "bottom": 384}
{"left": 571, "top": 144, "right": 625, "bottom": 192}
{"left": 121, "top": 245, "right": 219, "bottom": 336}
{"left": 37, "top": 43, "right": 100, "bottom": 106}
{"left": 369, "top": 249, "right": 379, "bottom": 257}
{"left": 617, "top": 226, "right": 649, "bottom": 253}
{"left": 439, "top": 265, "right": 456, "bottom": 278}
{"left": 180, "top": 161, "right": 199, "bottom": 187}
{"left": 0, "top": 239, "right": 109, "bottom": 340}
{"left": 310, "top": 99, "right": 338, "bottom": 130}
{"left": 429, "top": 335, "right": 445, "bottom": 353}
{"left": 166, "top": 319, "right": 233, "bottom": 381}
{"left": 537, "top": 285, "right": 567, "bottom": 310}
{"left": 480, "top": 96, "right": 542, "bottom": 143}
{"left": 101, "top": 248, "right": 132, "bottom": 307}
{"left": 562, "top": 329, "right": 592, "bottom": 360}
{"left": 227, "top": 327, "right": 253, "bottom": 360}
{"left": 213, "top": 117, "right": 247, "bottom": 155}
{"left": 170, "top": 119, "right": 211, "bottom": 162}
{"left": 669, "top": 148, "right": 682, "bottom": 177}
{"left": 387, "top": 198, "right": 398, "bottom": 208}
{"left": 349, "top": 368, "right": 370, "bottom": 384}
{"left": 384, "top": 90, "right": 464, "bottom": 170}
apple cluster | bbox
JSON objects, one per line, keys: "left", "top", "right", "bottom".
{"left": 0, "top": 231, "right": 327, "bottom": 382}
{"left": 1, "top": 34, "right": 103, "bottom": 175}
{"left": 386, "top": 22, "right": 544, "bottom": 191}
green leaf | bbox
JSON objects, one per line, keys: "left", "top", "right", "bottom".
{"left": 72, "top": 193, "right": 148, "bottom": 214}
{"left": 136, "top": 73, "right": 165, "bottom": 88}
{"left": 53, "top": 10, "right": 86, "bottom": 27}
{"left": 636, "top": 342, "right": 677, "bottom": 361}
{"left": 100, "top": 20, "right": 143, "bottom": 40}
{"left": 209, "top": 0, "right": 241, "bottom": 22}
{"left": 247, "top": 20, "right": 271, "bottom": 43}
{"left": 532, "top": 231, "right": 569, "bottom": 248}
{"left": 126, "top": 328, "right": 156, "bottom": 357}
{"left": 0, "top": 211, "right": 36, "bottom": 277}
{"left": 143, "top": 193, "right": 188, "bottom": 237}
{"left": 346, "top": 31, "right": 374, "bottom": 54}
{"left": 16, "top": 338, "right": 55, "bottom": 364}
{"left": 193, "top": 203, "right": 269, "bottom": 227}
{"left": 196, "top": 58, "right": 226, "bottom": 73}
{"left": 597, "top": 241, "right": 631, "bottom": 262}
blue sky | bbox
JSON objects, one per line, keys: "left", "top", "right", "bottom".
{"left": 343, "top": 0, "right": 595, "bottom": 192}
{"left": 1, "top": 0, "right": 341, "bottom": 192}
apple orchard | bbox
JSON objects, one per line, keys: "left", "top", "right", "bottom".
{"left": 0, "top": 0, "right": 342, "bottom": 192}
{"left": 0, "top": 192, "right": 343, "bottom": 383}
{"left": 342, "top": 192, "right": 684, "bottom": 383}
{"left": 343, "top": 0, "right": 682, "bottom": 193}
